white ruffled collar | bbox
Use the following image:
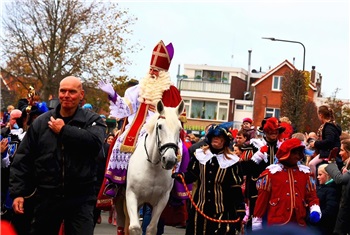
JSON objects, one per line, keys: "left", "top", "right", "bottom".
{"left": 267, "top": 163, "right": 311, "bottom": 174}
{"left": 195, "top": 149, "right": 239, "bottom": 169}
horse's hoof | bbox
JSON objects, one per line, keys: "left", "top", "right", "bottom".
{"left": 129, "top": 225, "right": 142, "bottom": 235}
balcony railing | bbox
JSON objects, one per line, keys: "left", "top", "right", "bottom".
{"left": 178, "top": 80, "right": 230, "bottom": 94}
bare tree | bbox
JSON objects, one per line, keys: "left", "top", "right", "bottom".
{"left": 280, "top": 70, "right": 309, "bottom": 132}
{"left": 1, "top": 0, "right": 138, "bottom": 101}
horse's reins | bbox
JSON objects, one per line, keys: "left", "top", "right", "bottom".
{"left": 144, "top": 117, "right": 179, "bottom": 165}
{"left": 178, "top": 174, "right": 241, "bottom": 224}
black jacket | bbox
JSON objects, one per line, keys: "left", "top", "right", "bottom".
{"left": 315, "top": 122, "right": 341, "bottom": 158}
{"left": 311, "top": 181, "right": 340, "bottom": 235}
{"left": 326, "top": 164, "right": 350, "bottom": 235}
{"left": 9, "top": 104, "right": 106, "bottom": 198}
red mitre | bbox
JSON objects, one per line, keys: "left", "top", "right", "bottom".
{"left": 150, "top": 40, "right": 174, "bottom": 71}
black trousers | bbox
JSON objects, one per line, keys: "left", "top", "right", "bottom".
{"left": 18, "top": 193, "right": 96, "bottom": 235}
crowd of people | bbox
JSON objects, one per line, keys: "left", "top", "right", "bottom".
{"left": 1, "top": 40, "right": 349, "bottom": 235}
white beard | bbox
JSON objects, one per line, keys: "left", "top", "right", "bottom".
{"left": 138, "top": 71, "right": 172, "bottom": 106}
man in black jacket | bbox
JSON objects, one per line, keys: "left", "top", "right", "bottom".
{"left": 9, "top": 76, "right": 106, "bottom": 235}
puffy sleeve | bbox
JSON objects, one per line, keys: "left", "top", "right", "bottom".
{"left": 109, "top": 86, "right": 139, "bottom": 119}
{"left": 253, "top": 170, "right": 271, "bottom": 218}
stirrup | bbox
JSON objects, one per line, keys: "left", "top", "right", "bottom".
{"left": 103, "top": 183, "right": 119, "bottom": 197}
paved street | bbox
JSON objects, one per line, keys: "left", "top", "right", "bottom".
{"left": 94, "top": 211, "right": 185, "bottom": 235}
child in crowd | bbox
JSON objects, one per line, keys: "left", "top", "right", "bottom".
{"left": 233, "top": 144, "right": 243, "bottom": 158}
{"left": 241, "top": 117, "right": 255, "bottom": 144}
{"left": 309, "top": 164, "right": 339, "bottom": 235}
{"left": 324, "top": 139, "right": 350, "bottom": 234}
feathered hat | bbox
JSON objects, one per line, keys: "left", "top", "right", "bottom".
{"left": 206, "top": 122, "right": 233, "bottom": 147}
{"left": 262, "top": 117, "right": 285, "bottom": 134}
{"left": 27, "top": 102, "right": 49, "bottom": 125}
{"left": 150, "top": 40, "right": 174, "bottom": 72}
{"left": 276, "top": 138, "right": 305, "bottom": 162}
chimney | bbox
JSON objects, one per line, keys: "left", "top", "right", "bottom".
{"left": 311, "top": 66, "right": 316, "bottom": 83}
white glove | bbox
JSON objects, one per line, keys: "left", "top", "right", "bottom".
{"left": 309, "top": 204, "right": 322, "bottom": 223}
{"left": 2, "top": 156, "right": 10, "bottom": 168}
{"left": 98, "top": 80, "right": 117, "bottom": 102}
{"left": 252, "top": 217, "right": 262, "bottom": 231}
{"left": 251, "top": 151, "right": 267, "bottom": 164}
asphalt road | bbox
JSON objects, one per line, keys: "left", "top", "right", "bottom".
{"left": 94, "top": 211, "right": 185, "bottom": 235}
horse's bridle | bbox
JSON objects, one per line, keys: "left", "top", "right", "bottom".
{"left": 144, "top": 122, "right": 179, "bottom": 166}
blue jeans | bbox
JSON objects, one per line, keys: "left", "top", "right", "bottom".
{"left": 142, "top": 204, "right": 164, "bottom": 235}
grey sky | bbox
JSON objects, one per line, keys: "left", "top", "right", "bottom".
{"left": 119, "top": 0, "right": 350, "bottom": 99}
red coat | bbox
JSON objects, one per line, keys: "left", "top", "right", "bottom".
{"left": 253, "top": 164, "right": 319, "bottom": 226}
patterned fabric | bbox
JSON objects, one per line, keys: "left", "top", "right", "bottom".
{"left": 105, "top": 85, "right": 183, "bottom": 185}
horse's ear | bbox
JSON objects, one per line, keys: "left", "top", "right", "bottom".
{"left": 177, "top": 100, "right": 185, "bottom": 116}
{"left": 156, "top": 100, "right": 165, "bottom": 115}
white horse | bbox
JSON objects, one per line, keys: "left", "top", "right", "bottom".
{"left": 126, "top": 100, "right": 184, "bottom": 235}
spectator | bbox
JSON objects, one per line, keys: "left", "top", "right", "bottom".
{"left": 1, "top": 109, "right": 25, "bottom": 222}
{"left": 241, "top": 117, "right": 255, "bottom": 144}
{"left": 309, "top": 164, "right": 339, "bottom": 235}
{"left": 184, "top": 134, "right": 192, "bottom": 149}
{"left": 309, "top": 105, "right": 342, "bottom": 176}
{"left": 325, "top": 138, "right": 350, "bottom": 235}
{"left": 235, "top": 129, "right": 249, "bottom": 146}
{"left": 279, "top": 116, "right": 294, "bottom": 140}
{"left": 82, "top": 103, "right": 93, "bottom": 111}
{"left": 233, "top": 144, "right": 243, "bottom": 158}
{"left": 2, "top": 105, "right": 14, "bottom": 126}
{"left": 9, "top": 76, "right": 106, "bottom": 235}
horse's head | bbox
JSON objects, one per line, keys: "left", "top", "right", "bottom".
{"left": 145, "top": 100, "right": 184, "bottom": 170}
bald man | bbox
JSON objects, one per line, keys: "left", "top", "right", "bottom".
{"left": 9, "top": 76, "right": 106, "bottom": 235}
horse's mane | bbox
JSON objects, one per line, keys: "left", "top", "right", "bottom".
{"left": 144, "top": 112, "right": 160, "bottom": 134}
{"left": 144, "top": 107, "right": 179, "bottom": 135}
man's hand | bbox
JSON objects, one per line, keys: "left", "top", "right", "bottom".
{"left": 13, "top": 197, "right": 25, "bottom": 214}
{"left": 0, "top": 138, "right": 8, "bottom": 153}
{"left": 48, "top": 116, "right": 65, "bottom": 134}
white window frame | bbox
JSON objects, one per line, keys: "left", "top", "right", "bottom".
{"left": 265, "top": 108, "right": 280, "bottom": 118}
{"left": 218, "top": 102, "right": 228, "bottom": 121}
{"left": 272, "top": 76, "right": 283, "bottom": 91}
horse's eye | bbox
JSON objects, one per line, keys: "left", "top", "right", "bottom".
{"left": 158, "top": 124, "right": 162, "bottom": 130}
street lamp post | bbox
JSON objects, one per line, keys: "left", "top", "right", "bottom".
{"left": 177, "top": 75, "right": 185, "bottom": 95}
{"left": 262, "top": 37, "right": 306, "bottom": 71}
